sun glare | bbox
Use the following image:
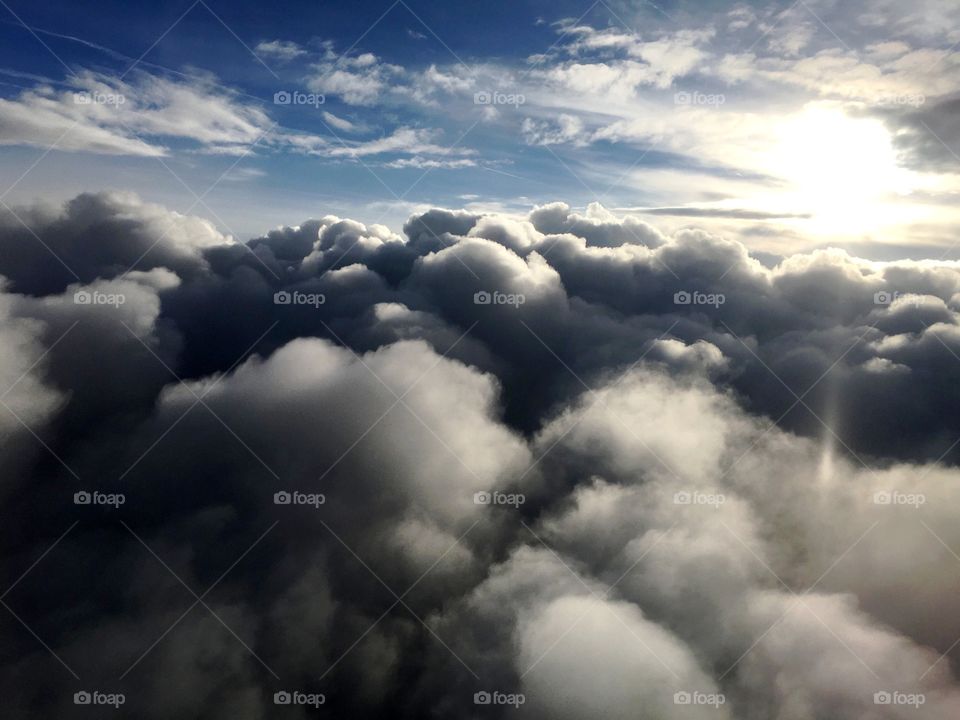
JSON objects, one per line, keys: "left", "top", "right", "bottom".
{"left": 771, "top": 106, "right": 919, "bottom": 233}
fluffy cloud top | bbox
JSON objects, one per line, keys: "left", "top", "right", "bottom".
{"left": 2, "top": 192, "right": 960, "bottom": 718}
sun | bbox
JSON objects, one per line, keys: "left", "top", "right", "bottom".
{"left": 770, "top": 105, "right": 920, "bottom": 234}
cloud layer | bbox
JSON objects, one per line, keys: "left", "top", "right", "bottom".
{"left": 3, "top": 192, "right": 960, "bottom": 718}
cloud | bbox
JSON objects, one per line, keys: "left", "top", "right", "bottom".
{"left": 307, "top": 53, "right": 405, "bottom": 106}
{"left": 0, "top": 70, "right": 274, "bottom": 156}
{"left": 551, "top": 25, "right": 715, "bottom": 90}
{"left": 0, "top": 67, "right": 482, "bottom": 165}
{"left": 324, "top": 127, "right": 475, "bottom": 161}
{"left": 887, "top": 95, "right": 960, "bottom": 172}
{"left": 384, "top": 157, "right": 476, "bottom": 169}
{"left": 521, "top": 114, "right": 586, "bottom": 146}
{"left": 636, "top": 206, "right": 812, "bottom": 220}
{"left": 321, "top": 111, "right": 360, "bottom": 133}
{"left": 254, "top": 40, "right": 307, "bottom": 62}
{"left": 4, "top": 191, "right": 960, "bottom": 718}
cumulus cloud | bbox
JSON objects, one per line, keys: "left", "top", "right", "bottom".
{"left": 4, "top": 191, "right": 960, "bottom": 718}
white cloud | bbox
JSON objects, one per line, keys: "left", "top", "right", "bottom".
{"left": 545, "top": 26, "right": 716, "bottom": 93}
{"left": 421, "top": 64, "right": 472, "bottom": 93}
{"left": 307, "top": 53, "right": 405, "bottom": 106}
{"left": 0, "top": 71, "right": 271, "bottom": 156}
{"left": 521, "top": 114, "right": 585, "bottom": 146}
{"left": 0, "top": 92, "right": 166, "bottom": 156}
{"left": 384, "top": 157, "right": 476, "bottom": 169}
{"left": 321, "top": 111, "right": 359, "bottom": 132}
{"left": 220, "top": 166, "right": 266, "bottom": 182}
{"left": 0, "top": 68, "right": 480, "bottom": 165}
{"left": 254, "top": 39, "right": 307, "bottom": 62}
{"left": 325, "top": 127, "right": 475, "bottom": 159}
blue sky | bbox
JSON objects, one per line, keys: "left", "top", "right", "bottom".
{"left": 0, "top": 0, "right": 958, "bottom": 255}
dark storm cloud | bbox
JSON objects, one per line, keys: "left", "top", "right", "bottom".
{"left": 3, "top": 192, "right": 960, "bottom": 718}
